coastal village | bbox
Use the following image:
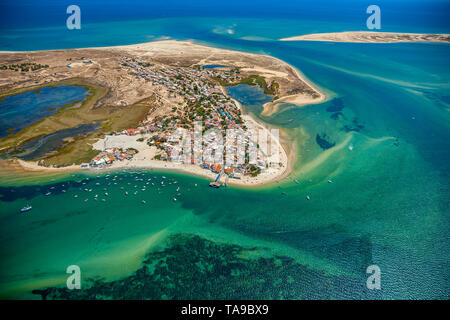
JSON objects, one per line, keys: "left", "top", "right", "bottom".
{"left": 90, "top": 147, "right": 138, "bottom": 167}
{"left": 0, "top": 41, "right": 307, "bottom": 187}
{"left": 89, "top": 56, "right": 280, "bottom": 184}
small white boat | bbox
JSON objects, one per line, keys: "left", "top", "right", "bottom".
{"left": 45, "top": 192, "right": 51, "bottom": 196}
{"left": 20, "top": 205, "right": 32, "bottom": 213}
{"left": 328, "top": 180, "right": 333, "bottom": 183}
{"left": 142, "top": 200, "right": 146, "bottom": 204}
{"left": 306, "top": 195, "right": 311, "bottom": 200}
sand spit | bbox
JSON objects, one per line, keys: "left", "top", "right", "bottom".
{"left": 280, "top": 31, "right": 450, "bottom": 44}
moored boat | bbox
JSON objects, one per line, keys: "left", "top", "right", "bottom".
{"left": 209, "top": 182, "right": 220, "bottom": 188}
{"left": 20, "top": 205, "right": 32, "bottom": 213}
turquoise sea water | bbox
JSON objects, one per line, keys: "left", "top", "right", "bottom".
{"left": 0, "top": 1, "right": 449, "bottom": 299}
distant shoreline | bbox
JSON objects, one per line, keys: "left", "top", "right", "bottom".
{"left": 280, "top": 31, "right": 450, "bottom": 43}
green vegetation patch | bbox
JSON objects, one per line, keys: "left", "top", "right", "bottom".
{"left": 215, "top": 75, "right": 279, "bottom": 96}
{"left": 0, "top": 78, "right": 108, "bottom": 153}
{"left": 38, "top": 133, "right": 101, "bottom": 167}
{"left": 0, "top": 79, "right": 155, "bottom": 167}
{"left": 0, "top": 63, "right": 49, "bottom": 72}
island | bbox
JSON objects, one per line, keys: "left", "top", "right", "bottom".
{"left": 280, "top": 31, "right": 450, "bottom": 43}
{"left": 0, "top": 40, "right": 325, "bottom": 187}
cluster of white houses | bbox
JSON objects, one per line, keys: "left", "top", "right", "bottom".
{"left": 93, "top": 57, "right": 271, "bottom": 177}
{"left": 90, "top": 148, "right": 137, "bottom": 167}
{"left": 118, "top": 56, "right": 244, "bottom": 129}
{"left": 119, "top": 125, "right": 160, "bottom": 136}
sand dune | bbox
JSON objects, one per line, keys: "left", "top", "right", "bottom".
{"left": 280, "top": 31, "right": 450, "bottom": 43}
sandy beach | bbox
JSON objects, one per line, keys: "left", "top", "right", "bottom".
{"left": 15, "top": 159, "right": 82, "bottom": 172}
{"left": 280, "top": 31, "right": 450, "bottom": 43}
{"left": 260, "top": 57, "right": 326, "bottom": 116}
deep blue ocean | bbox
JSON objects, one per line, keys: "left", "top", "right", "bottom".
{"left": 0, "top": 0, "right": 449, "bottom": 299}
{"left": 0, "top": 0, "right": 449, "bottom": 50}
